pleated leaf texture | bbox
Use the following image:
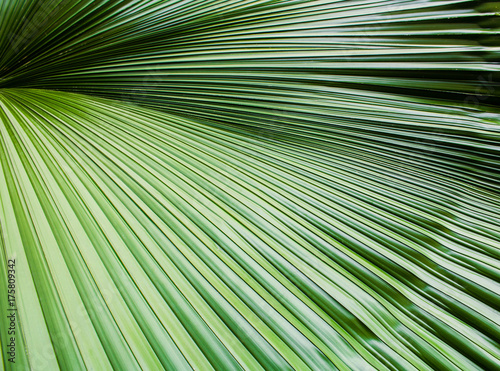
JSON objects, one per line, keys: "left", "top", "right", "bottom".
{"left": 1, "top": 0, "right": 500, "bottom": 370}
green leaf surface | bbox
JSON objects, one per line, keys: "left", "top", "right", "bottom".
{"left": 0, "top": 0, "right": 499, "bottom": 370}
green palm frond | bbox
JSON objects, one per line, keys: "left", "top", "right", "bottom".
{"left": 1, "top": 1, "right": 499, "bottom": 370}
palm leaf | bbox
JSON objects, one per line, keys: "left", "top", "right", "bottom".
{"left": 1, "top": 0, "right": 499, "bottom": 370}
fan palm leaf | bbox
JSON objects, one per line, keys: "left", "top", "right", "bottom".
{"left": 0, "top": 0, "right": 499, "bottom": 370}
